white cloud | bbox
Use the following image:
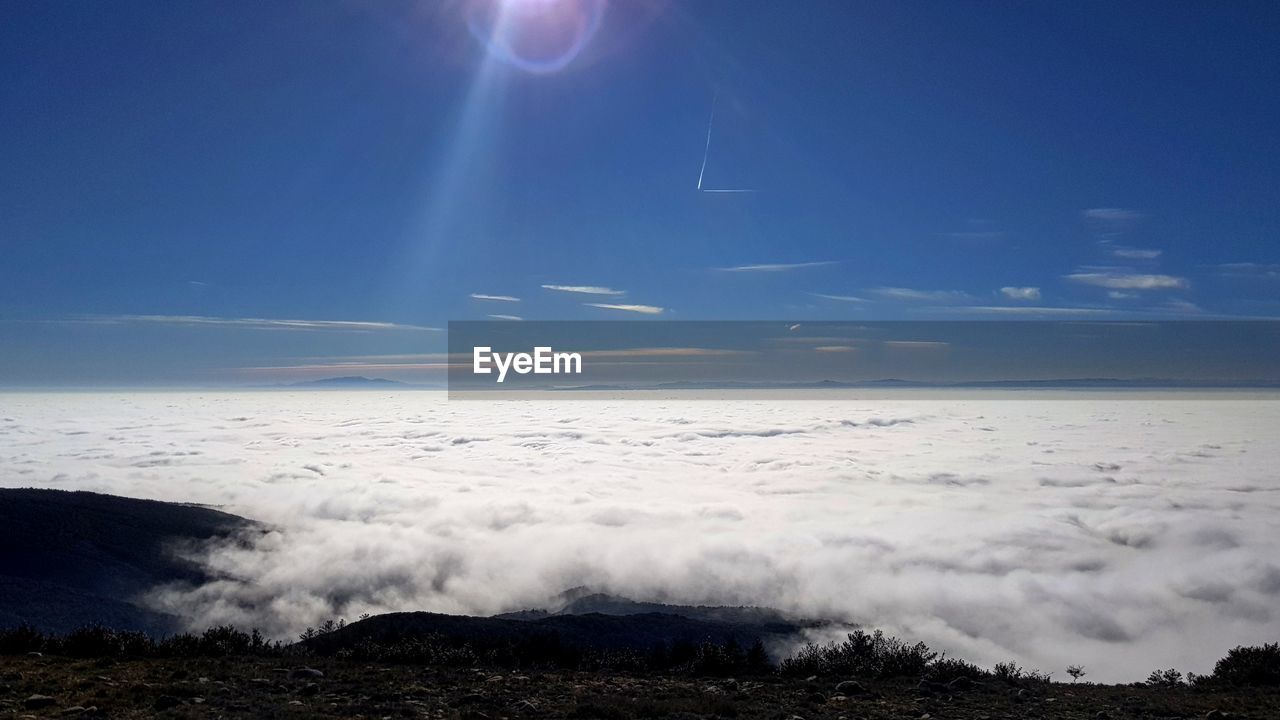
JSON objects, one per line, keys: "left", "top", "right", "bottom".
{"left": 942, "top": 231, "right": 1005, "bottom": 242}
{"left": 1162, "top": 299, "right": 1203, "bottom": 315}
{"left": 584, "top": 303, "right": 665, "bottom": 315}
{"left": 581, "top": 347, "right": 750, "bottom": 359}
{"left": 1216, "top": 262, "right": 1280, "bottom": 279}
{"left": 470, "top": 294, "right": 521, "bottom": 302}
{"left": 934, "top": 306, "right": 1113, "bottom": 316}
{"left": 487, "top": 314, "right": 523, "bottom": 321}
{"left": 810, "top": 293, "right": 868, "bottom": 303}
{"left": 1065, "top": 273, "right": 1188, "bottom": 290}
{"left": 541, "top": 285, "right": 626, "bottom": 296}
{"left": 716, "top": 261, "right": 838, "bottom": 272}
{"left": 1111, "top": 247, "right": 1162, "bottom": 260}
{"left": 1082, "top": 208, "right": 1143, "bottom": 224}
{"left": 297, "top": 354, "right": 450, "bottom": 364}
{"left": 883, "top": 340, "right": 949, "bottom": 348}
{"left": 870, "top": 287, "right": 972, "bottom": 302}
{"left": 5, "top": 393, "right": 1279, "bottom": 683}
{"left": 1083, "top": 209, "right": 1144, "bottom": 242}
{"left": 61, "top": 314, "right": 439, "bottom": 332}
{"left": 1000, "top": 286, "right": 1041, "bottom": 301}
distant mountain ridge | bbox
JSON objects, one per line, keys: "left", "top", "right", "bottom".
{"left": 302, "top": 607, "right": 811, "bottom": 659}
{"left": 282, "top": 376, "right": 408, "bottom": 388}
{"left": 494, "top": 590, "right": 797, "bottom": 627}
{"left": 549, "top": 377, "right": 1280, "bottom": 391}
{"left": 299, "top": 588, "right": 818, "bottom": 660}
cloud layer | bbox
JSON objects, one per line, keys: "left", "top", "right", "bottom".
{"left": 2, "top": 391, "right": 1278, "bottom": 682}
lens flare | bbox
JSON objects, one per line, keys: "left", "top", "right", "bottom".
{"left": 467, "top": 0, "right": 606, "bottom": 74}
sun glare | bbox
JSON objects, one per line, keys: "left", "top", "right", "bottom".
{"left": 466, "top": 0, "right": 606, "bottom": 74}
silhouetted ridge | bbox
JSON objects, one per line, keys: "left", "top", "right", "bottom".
{"left": 300, "top": 608, "right": 808, "bottom": 660}
{"left": 0, "top": 488, "right": 255, "bottom": 634}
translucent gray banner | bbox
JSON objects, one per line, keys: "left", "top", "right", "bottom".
{"left": 446, "top": 321, "right": 1280, "bottom": 398}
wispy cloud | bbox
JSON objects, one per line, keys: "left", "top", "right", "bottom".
{"left": 1082, "top": 208, "right": 1143, "bottom": 224}
{"left": 487, "top": 314, "right": 523, "bottom": 321}
{"left": 883, "top": 340, "right": 949, "bottom": 348}
{"left": 1216, "top": 262, "right": 1280, "bottom": 279}
{"left": 942, "top": 231, "right": 1005, "bottom": 242}
{"left": 1083, "top": 208, "right": 1143, "bottom": 241}
{"left": 297, "top": 354, "right": 452, "bottom": 364}
{"left": 932, "top": 305, "right": 1114, "bottom": 316}
{"left": 810, "top": 293, "right": 868, "bottom": 303}
{"left": 999, "top": 286, "right": 1041, "bottom": 301}
{"left": 238, "top": 361, "right": 454, "bottom": 372}
{"left": 870, "top": 287, "right": 972, "bottom": 302}
{"left": 584, "top": 303, "right": 664, "bottom": 315}
{"left": 716, "top": 261, "right": 838, "bottom": 272}
{"left": 813, "top": 345, "right": 857, "bottom": 353}
{"left": 470, "top": 293, "right": 521, "bottom": 302}
{"left": 771, "top": 335, "right": 866, "bottom": 345}
{"left": 1162, "top": 299, "right": 1204, "bottom": 315}
{"left": 581, "top": 347, "right": 750, "bottom": 359}
{"left": 1111, "top": 247, "right": 1162, "bottom": 260}
{"left": 59, "top": 314, "right": 439, "bottom": 332}
{"left": 541, "top": 285, "right": 626, "bottom": 296}
{"left": 1065, "top": 272, "right": 1188, "bottom": 290}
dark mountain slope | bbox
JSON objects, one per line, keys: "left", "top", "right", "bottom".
{"left": 302, "top": 608, "right": 806, "bottom": 658}
{"left": 0, "top": 488, "right": 254, "bottom": 634}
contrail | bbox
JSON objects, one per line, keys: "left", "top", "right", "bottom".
{"left": 696, "top": 93, "right": 715, "bottom": 191}
{"left": 696, "top": 92, "right": 757, "bottom": 194}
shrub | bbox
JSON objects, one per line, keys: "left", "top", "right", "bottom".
{"left": 992, "top": 660, "right": 1023, "bottom": 683}
{"left": 1146, "top": 667, "right": 1185, "bottom": 687}
{"left": 927, "top": 655, "right": 989, "bottom": 683}
{"left": 61, "top": 626, "right": 152, "bottom": 658}
{"left": 1207, "top": 643, "right": 1280, "bottom": 687}
{"left": 198, "top": 626, "right": 252, "bottom": 656}
{"left": 0, "top": 624, "right": 48, "bottom": 654}
{"left": 779, "top": 629, "right": 937, "bottom": 679}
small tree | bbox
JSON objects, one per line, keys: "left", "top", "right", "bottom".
{"left": 993, "top": 661, "right": 1023, "bottom": 683}
{"left": 1146, "top": 668, "right": 1185, "bottom": 687}
{"left": 1066, "top": 664, "right": 1086, "bottom": 683}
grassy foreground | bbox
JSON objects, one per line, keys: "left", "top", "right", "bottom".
{"left": 3, "top": 654, "right": 1279, "bottom": 720}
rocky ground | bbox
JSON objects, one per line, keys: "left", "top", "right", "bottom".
{"left": 2, "top": 655, "right": 1277, "bottom": 719}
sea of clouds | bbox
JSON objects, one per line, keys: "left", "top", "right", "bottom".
{"left": 2, "top": 390, "right": 1278, "bottom": 681}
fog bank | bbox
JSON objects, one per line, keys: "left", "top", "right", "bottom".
{"left": 2, "top": 390, "right": 1278, "bottom": 682}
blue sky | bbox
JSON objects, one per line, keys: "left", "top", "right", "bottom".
{"left": 2, "top": 0, "right": 1278, "bottom": 385}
